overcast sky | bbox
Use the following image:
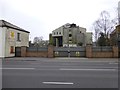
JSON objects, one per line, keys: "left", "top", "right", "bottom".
{"left": 0, "top": 0, "right": 119, "bottom": 41}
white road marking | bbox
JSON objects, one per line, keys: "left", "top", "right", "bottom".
{"left": 109, "top": 62, "right": 118, "bottom": 64}
{"left": 55, "top": 58, "right": 88, "bottom": 59}
{"left": 43, "top": 82, "right": 74, "bottom": 85}
{"left": 0, "top": 68, "right": 35, "bottom": 70}
{"left": 60, "top": 68, "right": 117, "bottom": 71}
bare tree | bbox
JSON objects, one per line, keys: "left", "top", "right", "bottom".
{"left": 93, "top": 21, "right": 101, "bottom": 43}
{"left": 93, "top": 11, "right": 117, "bottom": 46}
{"left": 33, "top": 36, "right": 43, "bottom": 47}
{"left": 96, "top": 11, "right": 111, "bottom": 37}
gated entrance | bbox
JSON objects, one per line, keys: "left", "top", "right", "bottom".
{"left": 15, "top": 47, "right": 21, "bottom": 57}
{"left": 54, "top": 47, "right": 86, "bottom": 57}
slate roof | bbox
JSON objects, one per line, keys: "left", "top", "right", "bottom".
{"left": 0, "top": 20, "right": 30, "bottom": 33}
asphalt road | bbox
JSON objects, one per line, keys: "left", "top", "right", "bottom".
{"left": 1, "top": 57, "right": 118, "bottom": 88}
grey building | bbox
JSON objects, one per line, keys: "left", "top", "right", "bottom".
{"left": 110, "top": 25, "right": 120, "bottom": 46}
{"left": 51, "top": 23, "right": 92, "bottom": 47}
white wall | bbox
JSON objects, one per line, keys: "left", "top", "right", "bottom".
{"left": 0, "top": 27, "right": 6, "bottom": 57}
{"left": 15, "top": 31, "right": 29, "bottom": 47}
{"left": 5, "top": 28, "right": 29, "bottom": 57}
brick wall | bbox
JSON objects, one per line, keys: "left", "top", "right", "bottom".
{"left": 20, "top": 46, "right": 53, "bottom": 58}
{"left": 86, "top": 45, "right": 118, "bottom": 58}
{"left": 21, "top": 46, "right": 26, "bottom": 57}
{"left": 92, "top": 52, "right": 113, "bottom": 58}
{"left": 48, "top": 45, "right": 54, "bottom": 58}
{"left": 86, "top": 45, "right": 92, "bottom": 58}
{"left": 113, "top": 46, "right": 118, "bottom": 58}
{"left": 26, "top": 51, "right": 48, "bottom": 57}
{"left": 20, "top": 46, "right": 118, "bottom": 58}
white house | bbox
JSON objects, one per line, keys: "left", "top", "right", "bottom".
{"left": 0, "top": 20, "right": 30, "bottom": 57}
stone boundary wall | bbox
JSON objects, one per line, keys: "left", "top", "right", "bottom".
{"left": 19, "top": 45, "right": 118, "bottom": 58}
{"left": 86, "top": 46, "right": 118, "bottom": 58}
{"left": 20, "top": 45, "right": 54, "bottom": 58}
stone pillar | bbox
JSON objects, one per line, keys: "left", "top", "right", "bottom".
{"left": 21, "top": 46, "right": 27, "bottom": 57}
{"left": 86, "top": 45, "right": 92, "bottom": 58}
{"left": 113, "top": 46, "right": 118, "bottom": 58}
{"left": 48, "top": 45, "right": 54, "bottom": 58}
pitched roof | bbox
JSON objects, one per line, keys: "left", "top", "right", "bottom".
{"left": 0, "top": 20, "right": 30, "bottom": 33}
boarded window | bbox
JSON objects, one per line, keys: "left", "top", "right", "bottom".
{"left": 10, "top": 46, "right": 14, "bottom": 53}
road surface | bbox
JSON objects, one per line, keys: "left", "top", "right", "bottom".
{"left": 1, "top": 57, "right": 118, "bottom": 88}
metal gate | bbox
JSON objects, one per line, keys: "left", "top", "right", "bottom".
{"left": 15, "top": 47, "right": 21, "bottom": 57}
{"left": 54, "top": 47, "right": 86, "bottom": 57}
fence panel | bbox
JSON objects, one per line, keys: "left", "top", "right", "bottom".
{"left": 54, "top": 47, "right": 86, "bottom": 57}
{"left": 92, "top": 46, "right": 113, "bottom": 52}
{"left": 27, "top": 47, "right": 48, "bottom": 52}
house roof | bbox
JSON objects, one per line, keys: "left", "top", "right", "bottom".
{"left": 0, "top": 20, "right": 30, "bottom": 33}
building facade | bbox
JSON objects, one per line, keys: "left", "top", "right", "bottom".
{"left": 110, "top": 25, "right": 120, "bottom": 46}
{"left": 50, "top": 23, "right": 92, "bottom": 47}
{"left": 0, "top": 20, "right": 30, "bottom": 57}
